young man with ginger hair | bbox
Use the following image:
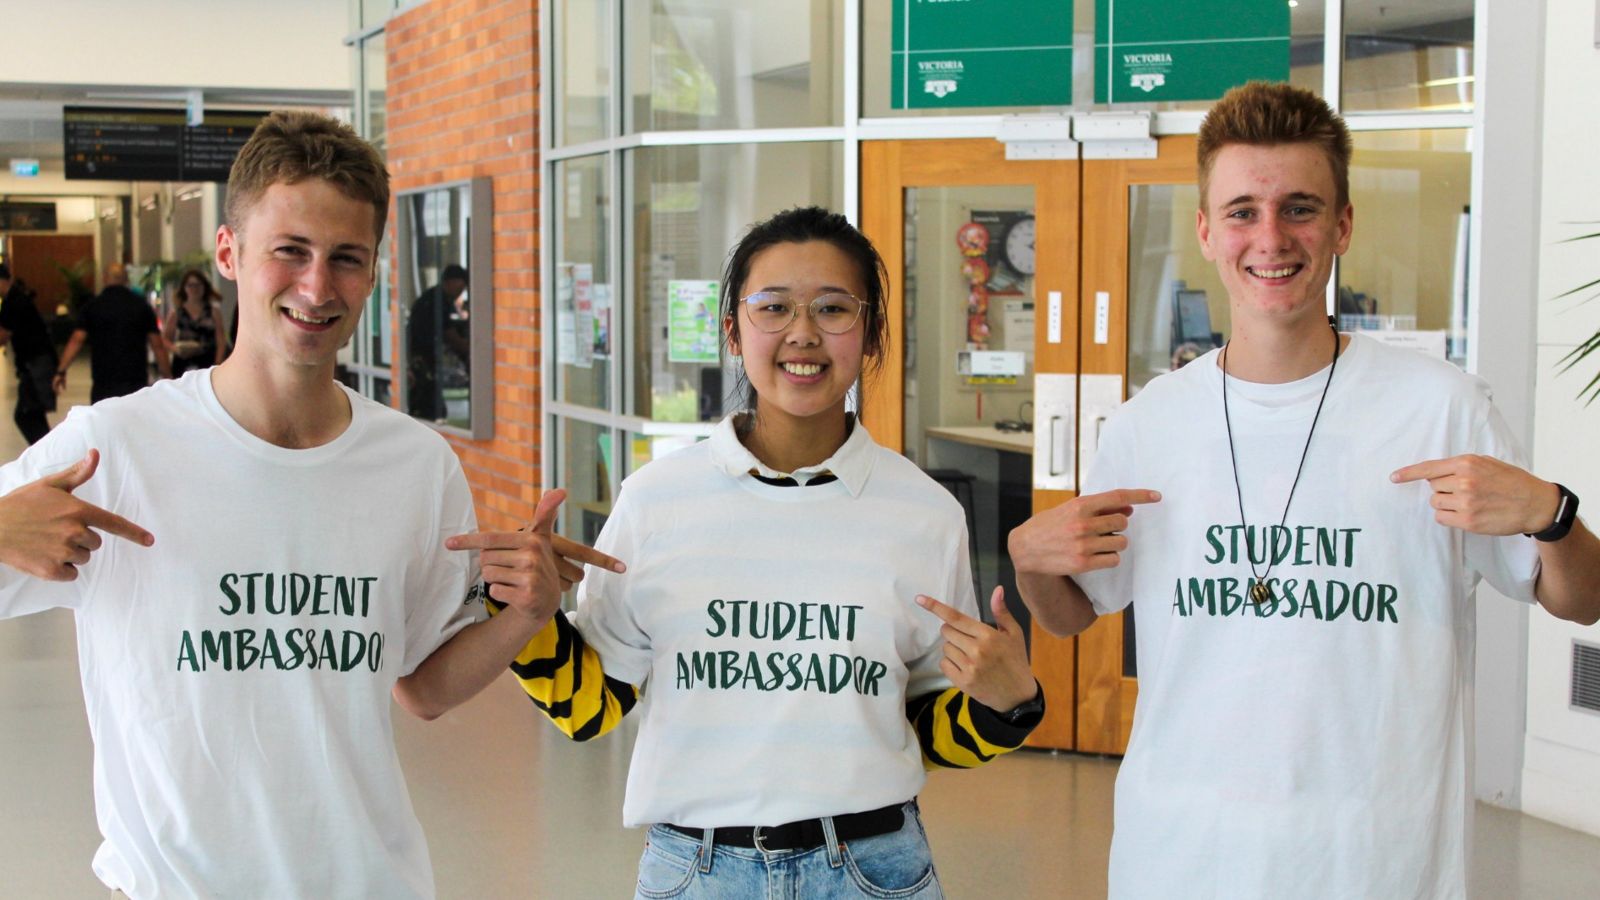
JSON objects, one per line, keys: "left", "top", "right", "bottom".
{"left": 1010, "top": 82, "right": 1600, "bottom": 898}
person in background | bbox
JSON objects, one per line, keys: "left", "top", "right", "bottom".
{"left": 504, "top": 206, "right": 1044, "bottom": 899}
{"left": 53, "top": 262, "right": 171, "bottom": 402}
{"left": 0, "top": 263, "right": 58, "bottom": 444}
{"left": 406, "top": 263, "right": 469, "bottom": 420}
{"left": 161, "top": 268, "right": 228, "bottom": 377}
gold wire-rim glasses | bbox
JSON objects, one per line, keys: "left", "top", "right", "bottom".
{"left": 739, "top": 291, "right": 868, "bottom": 335}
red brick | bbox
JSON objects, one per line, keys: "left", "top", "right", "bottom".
{"left": 389, "top": 0, "right": 543, "bottom": 527}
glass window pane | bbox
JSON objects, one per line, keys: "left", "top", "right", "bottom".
{"left": 361, "top": 0, "right": 394, "bottom": 29}
{"left": 1339, "top": 129, "right": 1471, "bottom": 364}
{"left": 553, "top": 155, "right": 612, "bottom": 409}
{"left": 622, "top": 429, "right": 706, "bottom": 477}
{"left": 366, "top": 237, "right": 393, "bottom": 371}
{"left": 363, "top": 34, "right": 387, "bottom": 155}
{"left": 1343, "top": 0, "right": 1473, "bottom": 112}
{"left": 626, "top": 0, "right": 843, "bottom": 132}
{"left": 1286, "top": 0, "right": 1328, "bottom": 99}
{"left": 555, "top": 417, "right": 615, "bottom": 549}
{"left": 1123, "top": 132, "right": 1473, "bottom": 395}
{"left": 901, "top": 186, "right": 1038, "bottom": 466}
{"left": 1125, "top": 183, "right": 1231, "bottom": 396}
{"left": 557, "top": 0, "right": 613, "bottom": 145}
{"left": 862, "top": 0, "right": 1323, "bottom": 118}
{"left": 625, "top": 142, "right": 842, "bottom": 421}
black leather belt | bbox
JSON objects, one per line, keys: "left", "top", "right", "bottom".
{"left": 663, "top": 802, "right": 906, "bottom": 852}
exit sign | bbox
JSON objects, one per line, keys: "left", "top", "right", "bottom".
{"left": 10, "top": 158, "right": 41, "bottom": 177}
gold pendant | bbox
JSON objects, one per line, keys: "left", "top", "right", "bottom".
{"left": 1249, "top": 581, "right": 1274, "bottom": 605}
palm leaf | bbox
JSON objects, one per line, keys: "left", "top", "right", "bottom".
{"left": 1552, "top": 277, "right": 1600, "bottom": 301}
{"left": 1555, "top": 229, "right": 1600, "bottom": 403}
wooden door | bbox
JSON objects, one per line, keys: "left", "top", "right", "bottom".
{"left": 8, "top": 234, "right": 96, "bottom": 315}
{"left": 1072, "top": 135, "right": 1200, "bottom": 754}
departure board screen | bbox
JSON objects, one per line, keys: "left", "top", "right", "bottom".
{"left": 64, "top": 106, "right": 184, "bottom": 181}
{"left": 64, "top": 106, "right": 269, "bottom": 182}
{"left": 182, "top": 111, "right": 268, "bottom": 182}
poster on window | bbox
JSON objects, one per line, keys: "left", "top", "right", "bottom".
{"left": 667, "top": 279, "right": 720, "bottom": 364}
{"left": 573, "top": 263, "right": 594, "bottom": 369}
{"left": 958, "top": 210, "right": 1035, "bottom": 352}
{"left": 592, "top": 283, "right": 612, "bottom": 360}
{"left": 555, "top": 263, "right": 577, "bottom": 365}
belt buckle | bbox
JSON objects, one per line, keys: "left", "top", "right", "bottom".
{"left": 752, "top": 825, "right": 771, "bottom": 852}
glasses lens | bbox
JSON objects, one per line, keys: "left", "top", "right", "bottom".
{"left": 811, "top": 293, "right": 864, "bottom": 334}
{"left": 744, "top": 292, "right": 797, "bottom": 333}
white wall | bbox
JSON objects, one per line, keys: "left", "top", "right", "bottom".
{"left": 1521, "top": 0, "right": 1600, "bottom": 839}
{"left": 1469, "top": 0, "right": 1545, "bottom": 809}
{"left": 0, "top": 0, "right": 348, "bottom": 92}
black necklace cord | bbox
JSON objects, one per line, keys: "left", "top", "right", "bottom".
{"left": 1222, "top": 322, "right": 1342, "bottom": 602}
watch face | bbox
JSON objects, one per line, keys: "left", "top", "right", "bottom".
{"left": 1004, "top": 216, "right": 1036, "bottom": 276}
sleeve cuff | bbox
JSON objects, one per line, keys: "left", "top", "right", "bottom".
{"left": 966, "top": 682, "right": 1045, "bottom": 747}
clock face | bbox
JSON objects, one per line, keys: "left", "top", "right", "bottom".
{"left": 1004, "top": 215, "right": 1036, "bottom": 276}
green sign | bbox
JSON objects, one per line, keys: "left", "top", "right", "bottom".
{"left": 1095, "top": 0, "right": 1289, "bottom": 104}
{"left": 891, "top": 0, "right": 1073, "bottom": 110}
{"left": 667, "top": 280, "right": 721, "bottom": 364}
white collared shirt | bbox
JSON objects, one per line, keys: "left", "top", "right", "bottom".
{"left": 571, "top": 413, "right": 977, "bottom": 828}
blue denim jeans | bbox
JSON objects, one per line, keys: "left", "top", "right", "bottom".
{"left": 634, "top": 801, "right": 944, "bottom": 899}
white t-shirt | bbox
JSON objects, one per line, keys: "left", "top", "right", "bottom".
{"left": 574, "top": 415, "right": 975, "bottom": 828}
{"left": 1075, "top": 334, "right": 1540, "bottom": 900}
{"left": 0, "top": 372, "right": 480, "bottom": 900}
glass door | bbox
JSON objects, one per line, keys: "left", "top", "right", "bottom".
{"left": 861, "top": 138, "right": 1080, "bottom": 750}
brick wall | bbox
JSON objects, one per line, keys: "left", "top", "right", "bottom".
{"left": 387, "top": 0, "right": 540, "bottom": 532}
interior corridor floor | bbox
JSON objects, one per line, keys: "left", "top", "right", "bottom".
{"left": 2, "top": 360, "right": 1599, "bottom": 898}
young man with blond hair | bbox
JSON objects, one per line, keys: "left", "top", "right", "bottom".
{"left": 1010, "top": 82, "right": 1600, "bottom": 898}
{"left": 0, "top": 111, "right": 584, "bottom": 898}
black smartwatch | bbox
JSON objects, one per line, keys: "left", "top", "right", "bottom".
{"left": 1527, "top": 483, "right": 1579, "bottom": 543}
{"left": 999, "top": 683, "right": 1045, "bottom": 726}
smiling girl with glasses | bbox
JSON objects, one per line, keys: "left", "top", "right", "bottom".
{"left": 496, "top": 206, "right": 1044, "bottom": 899}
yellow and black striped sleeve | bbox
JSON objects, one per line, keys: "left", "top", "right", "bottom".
{"left": 488, "top": 600, "right": 638, "bottom": 741}
{"left": 906, "top": 684, "right": 1043, "bottom": 770}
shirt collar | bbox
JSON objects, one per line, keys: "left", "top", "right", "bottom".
{"left": 706, "top": 412, "right": 876, "bottom": 497}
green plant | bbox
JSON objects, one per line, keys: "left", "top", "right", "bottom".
{"left": 134, "top": 252, "right": 215, "bottom": 296}
{"left": 53, "top": 258, "right": 95, "bottom": 314}
{"left": 1555, "top": 222, "right": 1600, "bottom": 404}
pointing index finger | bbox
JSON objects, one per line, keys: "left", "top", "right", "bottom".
{"left": 551, "top": 533, "right": 627, "bottom": 574}
{"left": 915, "top": 594, "right": 981, "bottom": 633}
{"left": 1087, "top": 488, "right": 1161, "bottom": 513}
{"left": 1391, "top": 457, "right": 1457, "bottom": 484}
{"left": 79, "top": 502, "right": 155, "bottom": 547}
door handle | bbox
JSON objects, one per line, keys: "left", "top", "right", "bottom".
{"left": 1049, "top": 415, "right": 1070, "bottom": 476}
{"left": 1031, "top": 373, "right": 1076, "bottom": 491}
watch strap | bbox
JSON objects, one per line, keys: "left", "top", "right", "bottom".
{"left": 1528, "top": 483, "right": 1579, "bottom": 543}
{"left": 997, "top": 682, "right": 1045, "bottom": 725}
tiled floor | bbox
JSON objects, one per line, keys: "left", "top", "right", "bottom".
{"left": 2, "top": 360, "right": 1599, "bottom": 897}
